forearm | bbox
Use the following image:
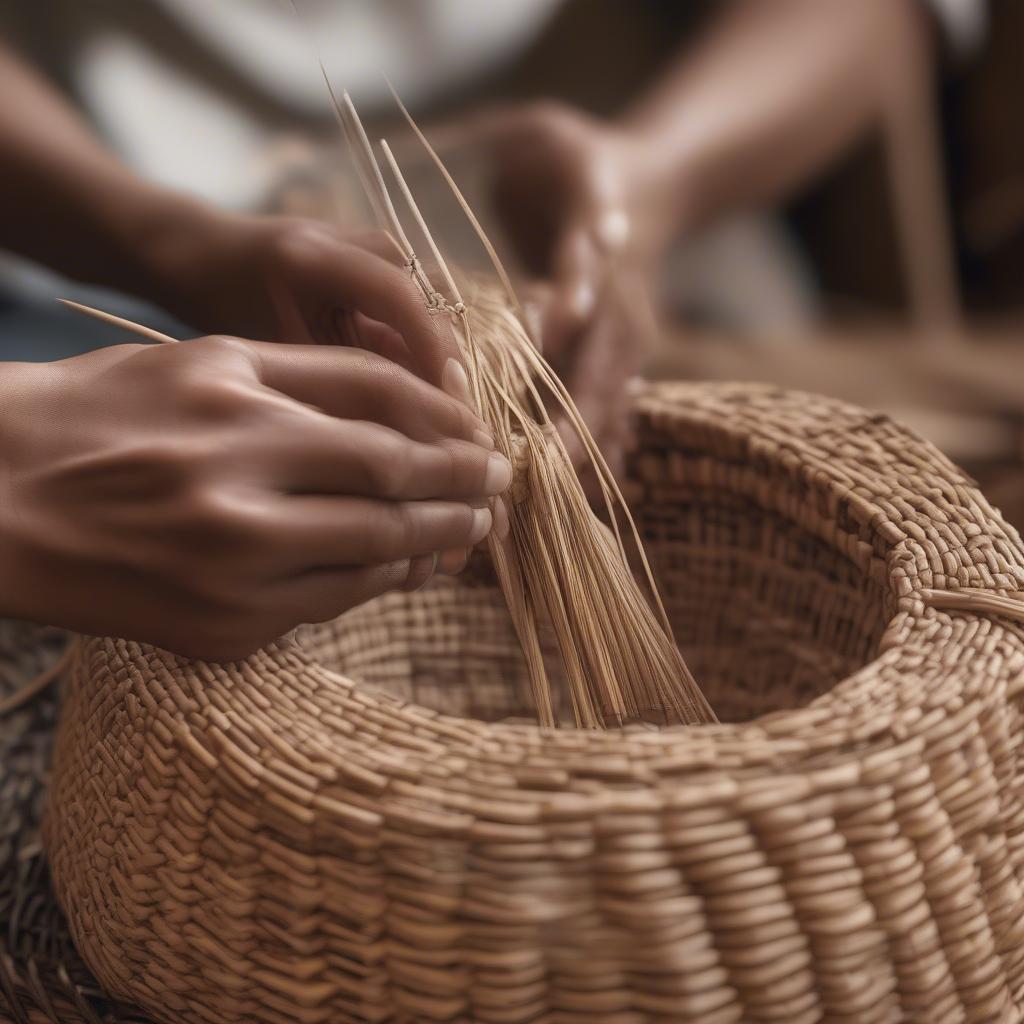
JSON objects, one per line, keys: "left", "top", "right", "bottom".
{"left": 623, "top": 0, "right": 936, "bottom": 236}
{"left": 0, "top": 42, "right": 216, "bottom": 305}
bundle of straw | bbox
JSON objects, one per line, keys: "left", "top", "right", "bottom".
{"left": 329, "top": 88, "right": 714, "bottom": 728}
{"left": 58, "top": 83, "right": 714, "bottom": 729}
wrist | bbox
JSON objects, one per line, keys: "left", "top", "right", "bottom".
{"left": 66, "top": 170, "right": 208, "bottom": 308}
{"left": 118, "top": 189, "right": 239, "bottom": 329}
{"left": 132, "top": 201, "right": 294, "bottom": 338}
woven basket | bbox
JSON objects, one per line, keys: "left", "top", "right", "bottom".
{"left": 44, "top": 382, "right": 1024, "bottom": 1024}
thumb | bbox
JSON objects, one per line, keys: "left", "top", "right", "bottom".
{"left": 543, "top": 226, "right": 599, "bottom": 358}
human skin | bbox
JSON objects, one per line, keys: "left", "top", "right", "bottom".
{"left": 0, "top": 43, "right": 512, "bottom": 659}
{"left": 0, "top": 337, "right": 512, "bottom": 661}
{"left": 472, "top": 0, "right": 936, "bottom": 470}
{"left": 0, "top": 0, "right": 934, "bottom": 649}
{"left": 0, "top": 0, "right": 934, "bottom": 445}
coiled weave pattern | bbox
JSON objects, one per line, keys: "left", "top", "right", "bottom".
{"left": 45, "top": 382, "right": 1024, "bottom": 1023}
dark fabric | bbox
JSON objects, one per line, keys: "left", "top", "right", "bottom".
{"left": 0, "top": 622, "right": 154, "bottom": 1024}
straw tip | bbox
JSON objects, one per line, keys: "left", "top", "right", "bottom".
{"left": 57, "top": 298, "right": 94, "bottom": 317}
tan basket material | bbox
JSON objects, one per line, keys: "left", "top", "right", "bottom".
{"left": 44, "top": 382, "right": 1024, "bottom": 1024}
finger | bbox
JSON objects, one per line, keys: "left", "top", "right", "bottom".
{"left": 273, "top": 231, "right": 464, "bottom": 394}
{"left": 438, "top": 547, "right": 469, "bottom": 575}
{"left": 543, "top": 227, "right": 599, "bottom": 357}
{"left": 403, "top": 552, "right": 438, "bottom": 591}
{"left": 345, "top": 232, "right": 452, "bottom": 290}
{"left": 346, "top": 229, "right": 406, "bottom": 266}
{"left": 285, "top": 232, "right": 412, "bottom": 355}
{"left": 411, "top": 103, "right": 524, "bottom": 154}
{"left": 270, "top": 496, "right": 493, "bottom": 569}
{"left": 274, "top": 559, "right": 421, "bottom": 625}
{"left": 549, "top": 307, "right": 623, "bottom": 471}
{"left": 265, "top": 419, "right": 512, "bottom": 501}
{"left": 335, "top": 309, "right": 416, "bottom": 371}
{"left": 242, "top": 342, "right": 493, "bottom": 445}
{"left": 492, "top": 495, "right": 511, "bottom": 540}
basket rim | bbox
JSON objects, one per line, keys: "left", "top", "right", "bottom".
{"left": 76, "top": 381, "right": 1024, "bottom": 776}
{"left": 42, "top": 381, "right": 1024, "bottom": 1024}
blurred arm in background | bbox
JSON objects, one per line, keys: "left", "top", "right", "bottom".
{"left": 623, "top": 0, "right": 939, "bottom": 252}
{"left": 0, "top": 38, "right": 442, "bottom": 357}
{"left": 479, "top": 0, "right": 950, "bottom": 468}
{"left": 0, "top": 36, "right": 206, "bottom": 311}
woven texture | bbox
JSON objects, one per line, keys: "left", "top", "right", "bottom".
{"left": 42, "top": 381, "right": 1024, "bottom": 1024}
{"left": 0, "top": 621, "right": 157, "bottom": 1024}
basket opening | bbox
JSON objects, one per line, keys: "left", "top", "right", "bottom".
{"left": 300, "top": 478, "right": 888, "bottom": 726}
{"left": 636, "top": 492, "right": 888, "bottom": 722}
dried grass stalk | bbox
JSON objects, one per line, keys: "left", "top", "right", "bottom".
{"left": 53, "top": 85, "right": 717, "bottom": 730}
{"left": 338, "top": 91, "right": 715, "bottom": 728}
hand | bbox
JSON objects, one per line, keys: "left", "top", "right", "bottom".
{"left": 479, "top": 102, "right": 666, "bottom": 357}
{"left": 538, "top": 269, "right": 659, "bottom": 497}
{"left": 0, "top": 338, "right": 511, "bottom": 661}
{"left": 442, "top": 102, "right": 667, "bottom": 481}
{"left": 140, "top": 213, "right": 470, "bottom": 395}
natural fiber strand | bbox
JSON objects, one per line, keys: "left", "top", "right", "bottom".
{"left": 57, "top": 269, "right": 711, "bottom": 727}
{"left": 37, "top": 380, "right": 1024, "bottom": 1024}
{"left": 334, "top": 88, "right": 713, "bottom": 727}
{"left": 2, "top": 16, "right": 1022, "bottom": 1024}
{"left": 921, "top": 586, "right": 1024, "bottom": 622}
{"left": 56, "top": 64, "right": 717, "bottom": 730}
{"left": 56, "top": 300, "right": 178, "bottom": 346}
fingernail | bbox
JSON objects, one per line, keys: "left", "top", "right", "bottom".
{"left": 493, "top": 496, "right": 510, "bottom": 540}
{"left": 571, "top": 281, "right": 595, "bottom": 319}
{"left": 439, "top": 547, "right": 468, "bottom": 575}
{"left": 443, "top": 357, "right": 473, "bottom": 406}
{"left": 469, "top": 505, "right": 493, "bottom": 546}
{"left": 484, "top": 452, "right": 513, "bottom": 495}
{"left": 597, "top": 207, "right": 631, "bottom": 250}
{"left": 473, "top": 428, "right": 495, "bottom": 451}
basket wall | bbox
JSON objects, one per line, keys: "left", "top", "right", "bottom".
{"left": 44, "top": 382, "right": 1024, "bottom": 1023}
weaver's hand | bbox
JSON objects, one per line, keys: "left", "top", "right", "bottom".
{"left": 0, "top": 338, "right": 511, "bottom": 661}
{"left": 145, "top": 216, "right": 468, "bottom": 385}
{"left": 445, "top": 102, "right": 665, "bottom": 479}
{"left": 543, "top": 271, "right": 657, "bottom": 496}
{"left": 480, "top": 103, "right": 663, "bottom": 354}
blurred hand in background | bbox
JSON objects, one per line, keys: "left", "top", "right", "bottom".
{"left": 453, "top": 0, "right": 945, "bottom": 480}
